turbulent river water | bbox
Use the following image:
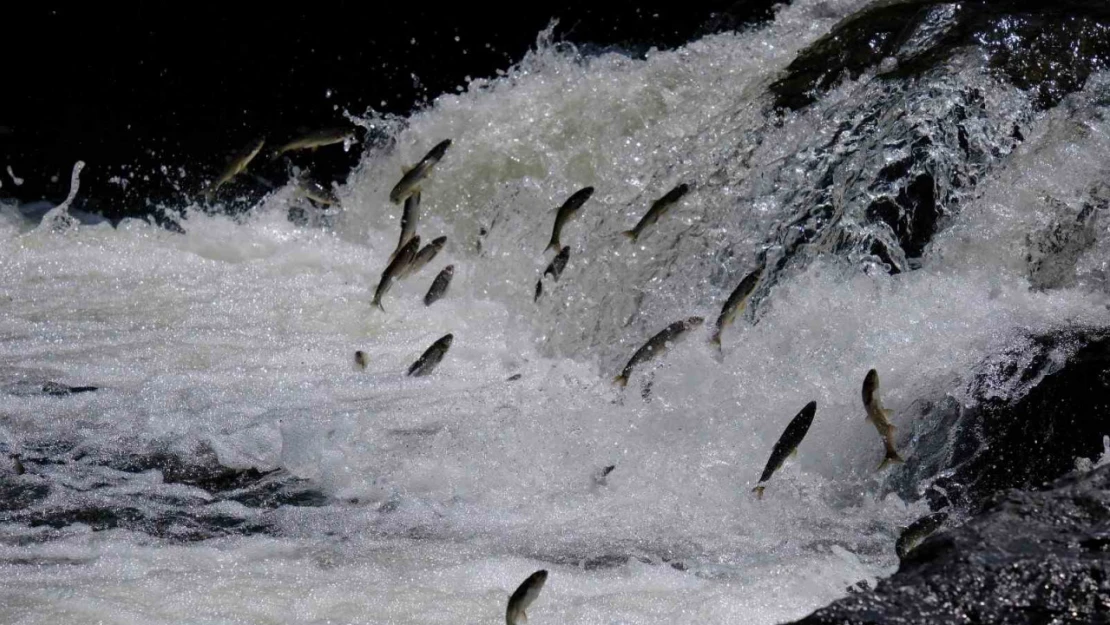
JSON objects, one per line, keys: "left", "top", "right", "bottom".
{"left": 3, "top": 1, "right": 1110, "bottom": 623}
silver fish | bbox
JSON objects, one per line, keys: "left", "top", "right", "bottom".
{"left": 389, "top": 139, "right": 452, "bottom": 204}
{"left": 752, "top": 401, "right": 817, "bottom": 499}
{"left": 296, "top": 177, "right": 339, "bottom": 206}
{"left": 271, "top": 127, "right": 355, "bottom": 159}
{"left": 389, "top": 191, "right": 421, "bottom": 263}
{"left": 401, "top": 236, "right": 447, "bottom": 278}
{"left": 206, "top": 136, "right": 266, "bottom": 199}
{"left": 622, "top": 183, "right": 690, "bottom": 242}
{"left": 895, "top": 511, "right": 948, "bottom": 559}
{"left": 424, "top": 265, "right": 454, "bottom": 306}
{"left": 863, "top": 369, "right": 905, "bottom": 470}
{"left": 614, "top": 316, "right": 704, "bottom": 387}
{"left": 709, "top": 264, "right": 764, "bottom": 351}
{"left": 546, "top": 187, "right": 594, "bottom": 252}
{"left": 372, "top": 235, "right": 421, "bottom": 311}
{"left": 506, "top": 570, "right": 548, "bottom": 625}
{"left": 407, "top": 333, "right": 453, "bottom": 377}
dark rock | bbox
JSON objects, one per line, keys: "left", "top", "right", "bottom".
{"left": 771, "top": 1, "right": 1110, "bottom": 111}
{"left": 787, "top": 465, "right": 1110, "bottom": 625}
{"left": 891, "top": 329, "right": 1110, "bottom": 514}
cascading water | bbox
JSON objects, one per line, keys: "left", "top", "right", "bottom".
{"left": 2, "top": 1, "right": 1109, "bottom": 623}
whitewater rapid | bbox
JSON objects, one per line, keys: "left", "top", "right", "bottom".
{"left": 3, "top": 1, "right": 1110, "bottom": 623}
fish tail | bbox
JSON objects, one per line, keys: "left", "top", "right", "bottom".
{"left": 372, "top": 298, "right": 385, "bottom": 312}
{"left": 709, "top": 331, "right": 722, "bottom": 350}
{"left": 546, "top": 237, "right": 560, "bottom": 253}
{"left": 613, "top": 374, "right": 628, "bottom": 388}
{"left": 621, "top": 230, "right": 637, "bottom": 241}
{"left": 752, "top": 485, "right": 765, "bottom": 500}
{"left": 878, "top": 449, "right": 905, "bottom": 471}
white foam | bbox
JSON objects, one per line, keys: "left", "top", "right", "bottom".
{"left": 2, "top": 2, "right": 1108, "bottom": 624}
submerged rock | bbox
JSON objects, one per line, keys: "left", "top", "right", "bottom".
{"left": 771, "top": 1, "right": 1110, "bottom": 111}
{"left": 788, "top": 465, "right": 1110, "bottom": 624}
{"left": 891, "top": 328, "right": 1110, "bottom": 514}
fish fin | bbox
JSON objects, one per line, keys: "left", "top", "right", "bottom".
{"left": 752, "top": 485, "right": 765, "bottom": 500}
{"left": 621, "top": 230, "right": 637, "bottom": 241}
{"left": 521, "top": 610, "right": 527, "bottom": 624}
{"left": 545, "top": 239, "right": 560, "bottom": 253}
{"left": 373, "top": 299, "right": 385, "bottom": 312}
{"left": 613, "top": 374, "right": 628, "bottom": 388}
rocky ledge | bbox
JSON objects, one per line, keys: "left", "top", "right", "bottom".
{"left": 789, "top": 465, "right": 1110, "bottom": 624}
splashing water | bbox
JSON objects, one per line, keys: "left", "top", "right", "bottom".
{"left": 2, "top": 2, "right": 1110, "bottom": 624}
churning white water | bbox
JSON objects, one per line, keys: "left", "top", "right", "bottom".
{"left": 3, "top": 1, "right": 1110, "bottom": 623}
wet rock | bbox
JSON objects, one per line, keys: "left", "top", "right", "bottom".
{"left": 788, "top": 465, "right": 1110, "bottom": 624}
{"left": 771, "top": 1, "right": 1110, "bottom": 111}
{"left": 891, "top": 328, "right": 1110, "bottom": 513}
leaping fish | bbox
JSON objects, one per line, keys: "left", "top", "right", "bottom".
{"left": 506, "top": 570, "right": 548, "bottom": 625}
{"left": 862, "top": 369, "right": 905, "bottom": 470}
{"left": 613, "top": 317, "right": 704, "bottom": 387}
{"left": 389, "top": 139, "right": 452, "bottom": 204}
{"left": 709, "top": 264, "right": 764, "bottom": 352}
{"left": 622, "top": 183, "right": 690, "bottom": 242}
{"left": 752, "top": 401, "right": 817, "bottom": 499}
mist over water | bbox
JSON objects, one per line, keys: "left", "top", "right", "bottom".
{"left": 3, "top": 2, "right": 1110, "bottom": 623}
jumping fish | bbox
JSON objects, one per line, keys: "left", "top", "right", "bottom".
{"left": 895, "top": 511, "right": 948, "bottom": 559}
{"left": 424, "top": 265, "right": 454, "bottom": 306}
{"left": 613, "top": 317, "right": 704, "bottom": 387}
{"left": 546, "top": 187, "right": 594, "bottom": 252}
{"left": 535, "top": 246, "right": 570, "bottom": 302}
{"left": 622, "top": 183, "right": 690, "bottom": 242}
{"left": 752, "top": 400, "right": 817, "bottom": 499}
{"left": 271, "top": 127, "right": 355, "bottom": 159}
{"left": 389, "top": 191, "right": 421, "bottom": 263}
{"left": 407, "top": 334, "right": 453, "bottom": 377}
{"left": 354, "top": 351, "right": 368, "bottom": 370}
{"left": 206, "top": 136, "right": 266, "bottom": 199}
{"left": 401, "top": 236, "right": 447, "bottom": 278}
{"left": 372, "top": 235, "right": 421, "bottom": 311}
{"left": 389, "top": 139, "right": 452, "bottom": 204}
{"left": 709, "top": 264, "right": 764, "bottom": 351}
{"left": 506, "top": 570, "right": 548, "bottom": 625}
{"left": 863, "top": 369, "right": 906, "bottom": 470}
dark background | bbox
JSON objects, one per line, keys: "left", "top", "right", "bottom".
{"left": 2, "top": 1, "right": 780, "bottom": 221}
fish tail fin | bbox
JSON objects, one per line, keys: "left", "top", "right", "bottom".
{"left": 372, "top": 298, "right": 385, "bottom": 312}
{"left": 709, "top": 331, "right": 722, "bottom": 351}
{"left": 752, "top": 485, "right": 765, "bottom": 500}
{"left": 546, "top": 238, "right": 560, "bottom": 253}
{"left": 621, "top": 230, "right": 637, "bottom": 241}
{"left": 613, "top": 374, "right": 628, "bottom": 388}
{"left": 878, "top": 449, "right": 905, "bottom": 471}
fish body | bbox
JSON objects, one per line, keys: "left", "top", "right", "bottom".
{"left": 407, "top": 334, "right": 453, "bottom": 377}
{"left": 372, "top": 235, "right": 421, "bottom": 311}
{"left": 424, "top": 265, "right": 454, "bottom": 306}
{"left": 863, "top": 369, "right": 905, "bottom": 470}
{"left": 354, "top": 351, "right": 368, "bottom": 370}
{"left": 506, "top": 570, "right": 548, "bottom": 625}
{"left": 296, "top": 177, "right": 339, "bottom": 206}
{"left": 614, "top": 316, "right": 704, "bottom": 387}
{"left": 544, "top": 246, "right": 570, "bottom": 280}
{"left": 207, "top": 136, "right": 266, "bottom": 198}
{"left": 401, "top": 236, "right": 447, "bottom": 278}
{"left": 896, "top": 511, "right": 948, "bottom": 559}
{"left": 710, "top": 265, "right": 764, "bottom": 351}
{"left": 752, "top": 400, "right": 817, "bottom": 499}
{"left": 533, "top": 280, "right": 543, "bottom": 302}
{"left": 546, "top": 187, "right": 594, "bottom": 252}
{"left": 389, "top": 191, "right": 421, "bottom": 263}
{"left": 389, "top": 139, "right": 452, "bottom": 204}
{"left": 271, "top": 127, "right": 355, "bottom": 159}
{"left": 622, "top": 183, "right": 690, "bottom": 241}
